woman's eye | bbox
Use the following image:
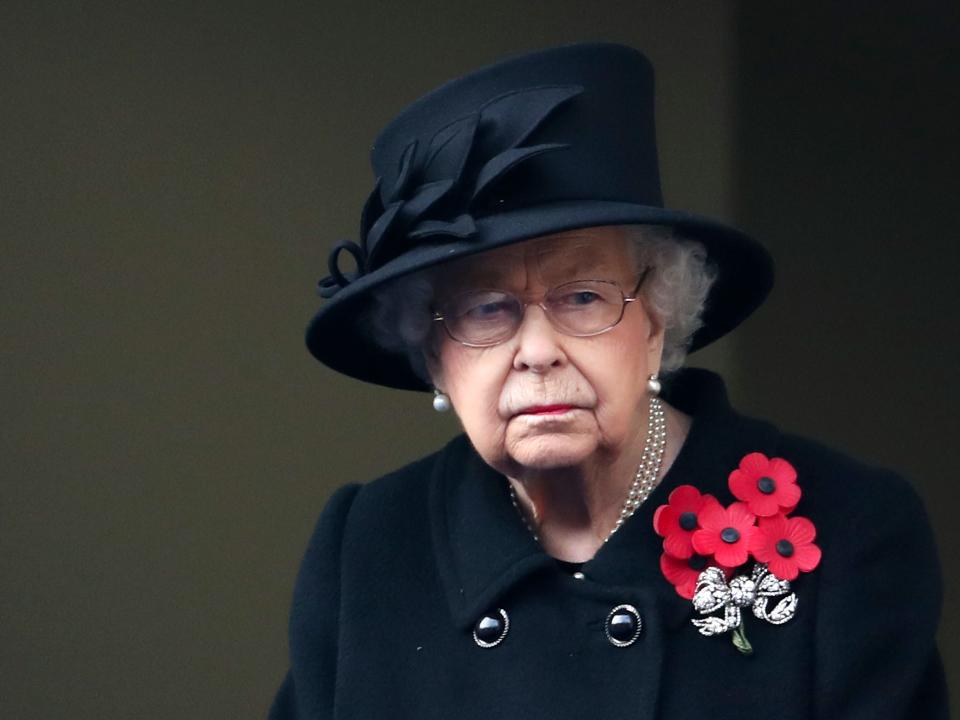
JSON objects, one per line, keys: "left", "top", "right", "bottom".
{"left": 465, "top": 300, "right": 511, "bottom": 320}
{"left": 562, "top": 291, "right": 601, "bottom": 306}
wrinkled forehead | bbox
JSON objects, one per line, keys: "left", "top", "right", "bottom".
{"left": 435, "top": 227, "right": 633, "bottom": 290}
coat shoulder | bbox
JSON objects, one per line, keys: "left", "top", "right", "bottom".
{"left": 328, "top": 434, "right": 472, "bottom": 554}
{"left": 771, "top": 430, "right": 939, "bottom": 587}
{"left": 346, "top": 434, "right": 467, "bottom": 508}
{"left": 773, "top": 430, "right": 924, "bottom": 515}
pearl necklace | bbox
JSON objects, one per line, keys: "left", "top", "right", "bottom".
{"left": 508, "top": 396, "right": 667, "bottom": 544}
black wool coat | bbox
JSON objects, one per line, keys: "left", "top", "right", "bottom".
{"left": 269, "top": 369, "right": 947, "bottom": 719}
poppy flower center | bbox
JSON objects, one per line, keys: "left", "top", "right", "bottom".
{"left": 757, "top": 476, "right": 776, "bottom": 494}
{"left": 776, "top": 539, "right": 795, "bottom": 557}
{"left": 720, "top": 527, "right": 741, "bottom": 543}
{"left": 687, "top": 554, "right": 708, "bottom": 571}
{"left": 679, "top": 511, "right": 698, "bottom": 531}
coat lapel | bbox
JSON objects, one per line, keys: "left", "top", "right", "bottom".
{"left": 429, "top": 434, "right": 555, "bottom": 630}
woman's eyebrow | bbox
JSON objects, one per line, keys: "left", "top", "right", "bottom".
{"left": 445, "top": 250, "right": 615, "bottom": 290}
{"left": 448, "top": 270, "right": 512, "bottom": 289}
{"left": 536, "top": 256, "right": 612, "bottom": 280}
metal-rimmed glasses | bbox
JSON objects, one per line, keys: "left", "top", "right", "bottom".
{"left": 432, "top": 270, "right": 650, "bottom": 348}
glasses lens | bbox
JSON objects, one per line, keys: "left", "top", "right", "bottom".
{"left": 544, "top": 280, "right": 625, "bottom": 335}
{"left": 442, "top": 290, "right": 521, "bottom": 345}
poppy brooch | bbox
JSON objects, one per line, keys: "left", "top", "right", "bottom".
{"left": 653, "top": 452, "right": 822, "bottom": 654}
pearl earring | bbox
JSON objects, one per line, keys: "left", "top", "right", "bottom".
{"left": 432, "top": 389, "right": 451, "bottom": 412}
{"left": 647, "top": 373, "right": 661, "bottom": 396}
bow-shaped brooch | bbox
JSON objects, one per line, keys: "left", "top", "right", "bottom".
{"left": 653, "top": 452, "right": 822, "bottom": 655}
{"left": 317, "top": 84, "right": 584, "bottom": 299}
{"left": 691, "top": 564, "right": 797, "bottom": 654}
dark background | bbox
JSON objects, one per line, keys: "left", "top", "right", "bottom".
{"left": 2, "top": 2, "right": 956, "bottom": 717}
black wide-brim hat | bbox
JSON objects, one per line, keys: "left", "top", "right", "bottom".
{"left": 306, "top": 42, "right": 773, "bottom": 390}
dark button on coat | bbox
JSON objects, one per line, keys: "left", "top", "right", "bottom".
{"left": 269, "top": 369, "right": 947, "bottom": 719}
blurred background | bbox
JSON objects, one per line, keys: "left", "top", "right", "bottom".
{"left": 2, "top": 1, "right": 957, "bottom": 717}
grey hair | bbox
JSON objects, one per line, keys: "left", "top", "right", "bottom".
{"left": 364, "top": 225, "right": 717, "bottom": 383}
{"left": 621, "top": 225, "right": 717, "bottom": 372}
{"left": 365, "top": 267, "right": 437, "bottom": 383}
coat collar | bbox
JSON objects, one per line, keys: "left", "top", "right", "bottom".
{"left": 429, "top": 368, "right": 782, "bottom": 631}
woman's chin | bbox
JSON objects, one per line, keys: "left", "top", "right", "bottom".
{"left": 505, "top": 432, "right": 598, "bottom": 471}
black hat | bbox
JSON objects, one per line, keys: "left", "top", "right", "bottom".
{"left": 305, "top": 42, "right": 773, "bottom": 390}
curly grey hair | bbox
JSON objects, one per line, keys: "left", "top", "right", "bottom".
{"left": 365, "top": 225, "right": 716, "bottom": 384}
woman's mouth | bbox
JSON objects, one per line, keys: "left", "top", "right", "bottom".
{"left": 519, "top": 404, "right": 576, "bottom": 416}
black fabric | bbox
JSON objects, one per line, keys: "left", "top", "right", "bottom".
{"left": 305, "top": 43, "right": 774, "bottom": 391}
{"left": 269, "top": 369, "right": 947, "bottom": 719}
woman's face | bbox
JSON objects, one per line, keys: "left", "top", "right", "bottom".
{"left": 429, "top": 227, "right": 665, "bottom": 477}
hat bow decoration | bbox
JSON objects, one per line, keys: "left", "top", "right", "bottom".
{"left": 317, "top": 84, "right": 583, "bottom": 299}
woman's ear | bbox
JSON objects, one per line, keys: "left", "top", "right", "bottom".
{"left": 644, "top": 309, "right": 666, "bottom": 373}
{"left": 423, "top": 345, "right": 444, "bottom": 392}
{"left": 647, "top": 347, "right": 664, "bottom": 380}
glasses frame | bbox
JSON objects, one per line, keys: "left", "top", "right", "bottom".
{"left": 432, "top": 268, "right": 651, "bottom": 348}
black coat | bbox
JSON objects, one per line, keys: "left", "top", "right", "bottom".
{"left": 269, "top": 369, "right": 947, "bottom": 719}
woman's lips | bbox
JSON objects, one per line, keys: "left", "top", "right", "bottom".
{"left": 518, "top": 404, "right": 576, "bottom": 416}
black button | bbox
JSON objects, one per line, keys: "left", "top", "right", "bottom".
{"left": 605, "top": 604, "right": 642, "bottom": 647}
{"left": 473, "top": 608, "right": 509, "bottom": 648}
{"left": 679, "top": 511, "right": 698, "bottom": 530}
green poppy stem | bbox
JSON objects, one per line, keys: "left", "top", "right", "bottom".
{"left": 732, "top": 621, "right": 754, "bottom": 655}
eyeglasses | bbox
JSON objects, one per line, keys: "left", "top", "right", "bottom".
{"left": 432, "top": 271, "right": 650, "bottom": 348}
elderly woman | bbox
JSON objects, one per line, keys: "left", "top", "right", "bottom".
{"left": 269, "top": 43, "right": 946, "bottom": 719}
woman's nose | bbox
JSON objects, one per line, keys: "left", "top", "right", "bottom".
{"left": 512, "top": 305, "right": 566, "bottom": 372}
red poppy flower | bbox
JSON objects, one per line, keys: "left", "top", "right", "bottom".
{"left": 750, "top": 513, "right": 822, "bottom": 581}
{"left": 691, "top": 501, "right": 758, "bottom": 568}
{"left": 728, "top": 452, "right": 801, "bottom": 517}
{"left": 653, "top": 485, "right": 722, "bottom": 559}
{"left": 660, "top": 552, "right": 730, "bottom": 599}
